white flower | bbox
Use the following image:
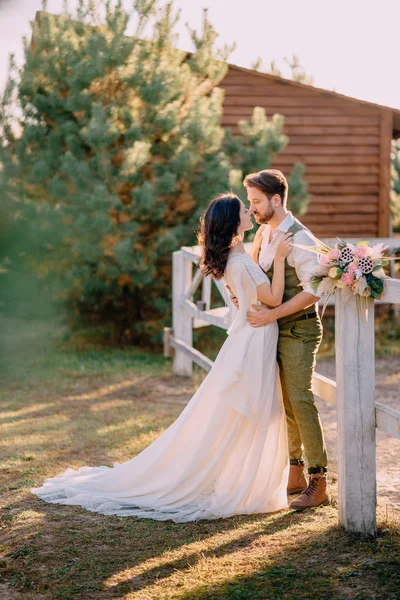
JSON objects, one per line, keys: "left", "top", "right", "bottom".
{"left": 314, "top": 264, "right": 331, "bottom": 277}
{"left": 352, "top": 277, "right": 368, "bottom": 296}
{"left": 372, "top": 268, "right": 386, "bottom": 279}
{"left": 317, "top": 276, "right": 337, "bottom": 295}
{"left": 368, "top": 243, "right": 388, "bottom": 261}
{"left": 355, "top": 269, "right": 363, "bottom": 280}
{"left": 328, "top": 267, "right": 339, "bottom": 278}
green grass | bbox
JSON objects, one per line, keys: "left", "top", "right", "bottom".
{"left": 0, "top": 322, "right": 399, "bottom": 599}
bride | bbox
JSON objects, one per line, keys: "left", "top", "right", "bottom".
{"left": 31, "top": 193, "right": 292, "bottom": 522}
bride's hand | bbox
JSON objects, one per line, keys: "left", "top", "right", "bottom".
{"left": 275, "top": 232, "right": 293, "bottom": 260}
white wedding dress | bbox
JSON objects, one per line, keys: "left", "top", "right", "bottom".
{"left": 31, "top": 252, "right": 289, "bottom": 522}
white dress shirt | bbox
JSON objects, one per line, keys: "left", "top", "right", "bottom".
{"left": 258, "top": 212, "right": 321, "bottom": 298}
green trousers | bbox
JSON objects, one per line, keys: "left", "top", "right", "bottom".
{"left": 277, "top": 316, "right": 328, "bottom": 472}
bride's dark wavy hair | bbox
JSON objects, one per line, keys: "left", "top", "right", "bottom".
{"left": 197, "top": 193, "right": 241, "bottom": 280}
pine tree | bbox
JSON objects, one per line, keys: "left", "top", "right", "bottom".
{"left": 252, "top": 54, "right": 314, "bottom": 86}
{"left": 1, "top": 0, "right": 308, "bottom": 344}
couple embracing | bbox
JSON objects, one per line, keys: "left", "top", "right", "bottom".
{"left": 32, "top": 169, "right": 329, "bottom": 522}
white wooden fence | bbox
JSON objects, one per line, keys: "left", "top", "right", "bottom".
{"left": 164, "top": 240, "right": 400, "bottom": 537}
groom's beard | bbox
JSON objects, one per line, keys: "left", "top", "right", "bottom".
{"left": 254, "top": 205, "right": 275, "bottom": 224}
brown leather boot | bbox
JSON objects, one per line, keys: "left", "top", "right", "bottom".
{"left": 287, "top": 464, "right": 307, "bottom": 495}
{"left": 289, "top": 474, "right": 330, "bottom": 510}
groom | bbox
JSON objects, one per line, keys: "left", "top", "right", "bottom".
{"left": 236, "top": 169, "right": 329, "bottom": 510}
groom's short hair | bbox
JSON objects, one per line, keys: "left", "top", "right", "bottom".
{"left": 243, "top": 169, "right": 288, "bottom": 207}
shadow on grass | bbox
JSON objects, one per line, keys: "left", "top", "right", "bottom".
{"left": 0, "top": 497, "right": 313, "bottom": 599}
{"left": 176, "top": 526, "right": 400, "bottom": 600}
{"left": 105, "top": 509, "right": 314, "bottom": 598}
{"left": 4, "top": 494, "right": 398, "bottom": 600}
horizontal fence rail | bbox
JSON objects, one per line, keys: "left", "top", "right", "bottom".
{"left": 166, "top": 241, "right": 400, "bottom": 536}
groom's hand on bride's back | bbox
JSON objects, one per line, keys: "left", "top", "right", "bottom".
{"left": 226, "top": 285, "right": 239, "bottom": 309}
{"left": 247, "top": 305, "right": 273, "bottom": 327}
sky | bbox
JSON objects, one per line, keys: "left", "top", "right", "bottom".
{"left": 0, "top": 0, "right": 399, "bottom": 109}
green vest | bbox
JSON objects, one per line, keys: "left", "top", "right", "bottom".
{"left": 262, "top": 221, "right": 317, "bottom": 326}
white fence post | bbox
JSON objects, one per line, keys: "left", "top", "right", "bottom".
{"left": 336, "top": 291, "right": 377, "bottom": 536}
{"left": 172, "top": 251, "right": 193, "bottom": 376}
{"left": 201, "top": 276, "right": 212, "bottom": 311}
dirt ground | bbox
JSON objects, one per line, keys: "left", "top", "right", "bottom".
{"left": 315, "top": 357, "right": 400, "bottom": 512}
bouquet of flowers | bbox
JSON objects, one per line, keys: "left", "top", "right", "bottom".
{"left": 298, "top": 238, "right": 392, "bottom": 315}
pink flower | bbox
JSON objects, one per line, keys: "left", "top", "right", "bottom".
{"left": 341, "top": 272, "right": 354, "bottom": 286}
{"left": 347, "top": 263, "right": 358, "bottom": 275}
{"left": 354, "top": 246, "right": 369, "bottom": 258}
{"left": 318, "top": 255, "right": 331, "bottom": 265}
{"left": 326, "top": 248, "right": 340, "bottom": 261}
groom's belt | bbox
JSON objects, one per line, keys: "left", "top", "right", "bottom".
{"left": 278, "top": 310, "right": 318, "bottom": 327}
{"left": 294, "top": 311, "right": 317, "bottom": 321}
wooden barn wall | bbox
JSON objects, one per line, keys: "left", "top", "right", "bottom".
{"left": 220, "top": 67, "right": 383, "bottom": 237}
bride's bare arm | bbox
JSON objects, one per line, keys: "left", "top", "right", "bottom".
{"left": 256, "top": 233, "right": 292, "bottom": 307}
{"left": 251, "top": 225, "right": 266, "bottom": 263}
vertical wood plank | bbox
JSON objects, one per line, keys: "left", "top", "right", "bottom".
{"left": 163, "top": 327, "right": 173, "bottom": 358}
{"left": 378, "top": 109, "right": 393, "bottom": 237}
{"left": 336, "top": 291, "right": 377, "bottom": 536}
{"left": 201, "top": 276, "right": 212, "bottom": 311}
{"left": 172, "top": 251, "right": 193, "bottom": 376}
